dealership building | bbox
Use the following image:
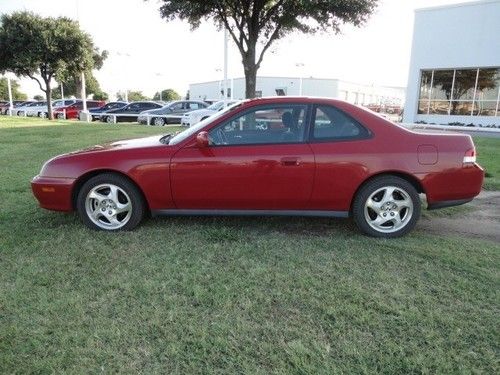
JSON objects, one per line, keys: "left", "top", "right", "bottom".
{"left": 189, "top": 76, "right": 405, "bottom": 108}
{"left": 403, "top": 0, "right": 500, "bottom": 126}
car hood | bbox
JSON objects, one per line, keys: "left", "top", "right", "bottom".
{"left": 65, "top": 135, "right": 165, "bottom": 156}
{"left": 185, "top": 109, "right": 215, "bottom": 117}
{"left": 139, "top": 108, "right": 166, "bottom": 115}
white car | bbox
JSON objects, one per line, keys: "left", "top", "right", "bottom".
{"left": 13, "top": 101, "right": 46, "bottom": 116}
{"left": 26, "top": 99, "right": 77, "bottom": 118}
{"left": 181, "top": 100, "right": 238, "bottom": 127}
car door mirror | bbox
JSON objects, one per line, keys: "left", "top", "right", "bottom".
{"left": 196, "top": 131, "right": 209, "bottom": 148}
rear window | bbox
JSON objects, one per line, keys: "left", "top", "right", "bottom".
{"left": 311, "top": 105, "right": 370, "bottom": 141}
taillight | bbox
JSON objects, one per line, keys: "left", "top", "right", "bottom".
{"left": 463, "top": 148, "right": 476, "bottom": 165}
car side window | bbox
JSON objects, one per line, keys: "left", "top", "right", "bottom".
{"left": 208, "top": 105, "right": 308, "bottom": 146}
{"left": 312, "top": 105, "right": 369, "bottom": 140}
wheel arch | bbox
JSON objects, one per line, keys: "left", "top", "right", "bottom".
{"left": 350, "top": 171, "right": 425, "bottom": 213}
{"left": 71, "top": 169, "right": 150, "bottom": 212}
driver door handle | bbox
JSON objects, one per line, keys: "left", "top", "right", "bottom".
{"left": 280, "top": 157, "right": 300, "bottom": 166}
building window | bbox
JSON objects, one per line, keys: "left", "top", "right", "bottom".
{"left": 418, "top": 67, "right": 500, "bottom": 116}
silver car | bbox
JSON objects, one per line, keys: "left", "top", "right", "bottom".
{"left": 181, "top": 100, "right": 238, "bottom": 127}
{"left": 138, "top": 100, "right": 208, "bottom": 126}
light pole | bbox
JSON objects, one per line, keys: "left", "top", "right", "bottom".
{"left": 155, "top": 72, "right": 164, "bottom": 101}
{"left": 7, "top": 75, "right": 13, "bottom": 115}
{"left": 223, "top": 28, "right": 229, "bottom": 106}
{"left": 295, "top": 63, "right": 305, "bottom": 96}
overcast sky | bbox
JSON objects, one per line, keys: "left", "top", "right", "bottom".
{"left": 0, "top": 0, "right": 472, "bottom": 98}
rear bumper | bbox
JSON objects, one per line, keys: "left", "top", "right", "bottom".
{"left": 420, "top": 163, "right": 484, "bottom": 207}
{"left": 31, "top": 175, "right": 76, "bottom": 212}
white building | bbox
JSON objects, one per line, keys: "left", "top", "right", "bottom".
{"left": 189, "top": 76, "right": 405, "bottom": 108}
{"left": 404, "top": 0, "right": 500, "bottom": 126}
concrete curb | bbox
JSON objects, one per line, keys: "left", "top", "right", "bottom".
{"left": 401, "top": 123, "right": 500, "bottom": 133}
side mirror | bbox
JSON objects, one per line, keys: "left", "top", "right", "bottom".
{"left": 196, "top": 131, "right": 209, "bottom": 148}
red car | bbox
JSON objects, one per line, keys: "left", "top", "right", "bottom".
{"left": 53, "top": 100, "right": 105, "bottom": 120}
{"left": 31, "top": 97, "right": 483, "bottom": 237}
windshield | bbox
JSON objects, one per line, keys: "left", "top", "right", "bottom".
{"left": 169, "top": 101, "right": 245, "bottom": 145}
{"left": 207, "top": 101, "right": 223, "bottom": 110}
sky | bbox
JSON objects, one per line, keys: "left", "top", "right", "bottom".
{"left": 0, "top": 0, "right": 475, "bottom": 98}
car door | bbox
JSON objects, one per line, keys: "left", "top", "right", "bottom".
{"left": 170, "top": 103, "right": 315, "bottom": 210}
{"left": 306, "top": 104, "right": 373, "bottom": 211}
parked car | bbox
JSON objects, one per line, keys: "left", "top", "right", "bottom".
{"left": 1, "top": 100, "right": 34, "bottom": 115}
{"left": 14, "top": 101, "right": 47, "bottom": 116}
{"left": 79, "top": 101, "right": 128, "bottom": 121}
{"left": 138, "top": 100, "right": 208, "bottom": 126}
{"left": 53, "top": 100, "right": 106, "bottom": 120}
{"left": 31, "top": 97, "right": 484, "bottom": 237}
{"left": 26, "top": 99, "right": 77, "bottom": 118}
{"left": 100, "top": 101, "right": 163, "bottom": 123}
{"left": 181, "top": 100, "right": 238, "bottom": 127}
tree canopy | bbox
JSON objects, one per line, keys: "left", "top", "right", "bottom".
{"left": 153, "top": 88, "right": 181, "bottom": 101}
{"left": 158, "top": 0, "right": 378, "bottom": 98}
{"left": 0, "top": 77, "right": 27, "bottom": 101}
{"left": 0, "top": 11, "right": 105, "bottom": 119}
{"left": 116, "top": 90, "right": 150, "bottom": 102}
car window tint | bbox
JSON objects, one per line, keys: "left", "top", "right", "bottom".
{"left": 312, "top": 105, "right": 369, "bottom": 140}
{"left": 208, "top": 105, "right": 307, "bottom": 146}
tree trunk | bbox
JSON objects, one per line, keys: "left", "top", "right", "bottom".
{"left": 46, "top": 87, "right": 53, "bottom": 120}
{"left": 243, "top": 44, "right": 258, "bottom": 99}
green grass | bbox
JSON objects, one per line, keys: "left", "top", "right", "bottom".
{"left": 0, "top": 116, "right": 499, "bottom": 374}
{"left": 474, "top": 137, "right": 500, "bottom": 190}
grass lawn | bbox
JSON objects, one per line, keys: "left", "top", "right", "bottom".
{"left": 474, "top": 137, "right": 500, "bottom": 190}
{"left": 0, "top": 116, "right": 499, "bottom": 374}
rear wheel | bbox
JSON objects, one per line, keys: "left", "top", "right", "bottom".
{"left": 106, "top": 115, "right": 114, "bottom": 124}
{"left": 77, "top": 174, "right": 145, "bottom": 231}
{"left": 352, "top": 176, "right": 421, "bottom": 238}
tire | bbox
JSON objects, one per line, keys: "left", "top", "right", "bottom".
{"left": 76, "top": 173, "right": 146, "bottom": 231}
{"left": 153, "top": 117, "right": 165, "bottom": 126}
{"left": 352, "top": 176, "right": 421, "bottom": 238}
{"left": 106, "top": 116, "right": 114, "bottom": 124}
{"left": 57, "top": 113, "right": 65, "bottom": 120}
{"left": 39, "top": 112, "right": 47, "bottom": 118}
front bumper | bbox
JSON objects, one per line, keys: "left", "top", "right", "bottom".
{"left": 31, "top": 175, "right": 76, "bottom": 212}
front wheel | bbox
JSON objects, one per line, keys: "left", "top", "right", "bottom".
{"left": 352, "top": 176, "right": 421, "bottom": 238}
{"left": 153, "top": 117, "right": 165, "bottom": 126}
{"left": 77, "top": 174, "right": 146, "bottom": 231}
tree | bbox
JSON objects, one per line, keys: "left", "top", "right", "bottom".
{"left": 33, "top": 94, "right": 44, "bottom": 101}
{"left": 57, "top": 50, "right": 108, "bottom": 99}
{"left": 116, "top": 90, "right": 150, "bottom": 102}
{"left": 158, "top": 0, "right": 378, "bottom": 98}
{"left": 153, "top": 88, "right": 181, "bottom": 101}
{"left": 58, "top": 71, "right": 103, "bottom": 98}
{"left": 92, "top": 90, "right": 109, "bottom": 101}
{"left": 0, "top": 12, "right": 102, "bottom": 119}
{"left": 0, "top": 77, "right": 27, "bottom": 100}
